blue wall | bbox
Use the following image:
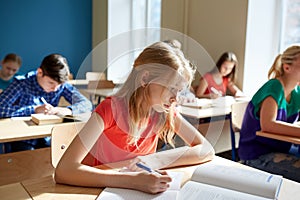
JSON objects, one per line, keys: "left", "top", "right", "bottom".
{"left": 0, "top": 0, "right": 92, "bottom": 78}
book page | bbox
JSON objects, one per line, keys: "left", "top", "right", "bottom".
{"left": 191, "top": 162, "right": 282, "bottom": 199}
{"left": 96, "top": 171, "right": 183, "bottom": 200}
{"left": 178, "top": 181, "right": 271, "bottom": 200}
{"left": 97, "top": 187, "right": 178, "bottom": 200}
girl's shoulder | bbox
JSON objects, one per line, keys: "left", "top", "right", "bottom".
{"left": 252, "top": 79, "right": 284, "bottom": 105}
{"left": 94, "top": 96, "right": 126, "bottom": 115}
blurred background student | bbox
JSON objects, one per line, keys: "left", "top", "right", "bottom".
{"left": 238, "top": 45, "right": 300, "bottom": 182}
{"left": 0, "top": 53, "right": 22, "bottom": 154}
{"left": 195, "top": 52, "right": 244, "bottom": 99}
{"left": 0, "top": 53, "right": 22, "bottom": 93}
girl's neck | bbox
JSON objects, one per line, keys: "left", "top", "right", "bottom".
{"left": 278, "top": 76, "right": 297, "bottom": 101}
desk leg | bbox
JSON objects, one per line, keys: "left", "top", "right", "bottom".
{"left": 229, "top": 113, "right": 237, "bottom": 161}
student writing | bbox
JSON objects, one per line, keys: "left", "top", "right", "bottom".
{"left": 196, "top": 52, "right": 244, "bottom": 99}
{"left": 0, "top": 53, "right": 92, "bottom": 152}
{"left": 238, "top": 45, "right": 300, "bottom": 182}
{"left": 55, "top": 41, "right": 215, "bottom": 194}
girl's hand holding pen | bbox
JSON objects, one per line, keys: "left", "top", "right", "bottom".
{"left": 132, "top": 170, "right": 172, "bottom": 194}
{"left": 123, "top": 159, "right": 172, "bottom": 194}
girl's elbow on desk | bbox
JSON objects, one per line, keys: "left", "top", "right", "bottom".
{"left": 186, "top": 143, "right": 215, "bottom": 164}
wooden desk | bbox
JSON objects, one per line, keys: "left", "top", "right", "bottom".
{"left": 22, "top": 175, "right": 101, "bottom": 200}
{"left": 178, "top": 105, "right": 233, "bottom": 154}
{"left": 178, "top": 105, "right": 231, "bottom": 119}
{"left": 0, "top": 182, "right": 32, "bottom": 200}
{"left": 0, "top": 115, "right": 89, "bottom": 143}
{"left": 257, "top": 131, "right": 300, "bottom": 144}
{"left": 178, "top": 97, "right": 249, "bottom": 159}
{"left": 1, "top": 156, "right": 299, "bottom": 200}
{"left": 0, "top": 119, "right": 53, "bottom": 143}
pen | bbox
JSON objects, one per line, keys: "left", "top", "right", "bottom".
{"left": 136, "top": 162, "right": 161, "bottom": 175}
{"left": 41, "top": 97, "right": 48, "bottom": 104}
{"left": 210, "top": 87, "right": 222, "bottom": 97}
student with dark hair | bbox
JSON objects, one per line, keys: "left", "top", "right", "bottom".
{"left": 0, "top": 53, "right": 92, "bottom": 152}
{"left": 0, "top": 53, "right": 22, "bottom": 93}
{"left": 196, "top": 52, "right": 244, "bottom": 99}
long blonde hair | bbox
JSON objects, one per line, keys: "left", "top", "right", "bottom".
{"left": 268, "top": 45, "right": 300, "bottom": 79}
{"left": 115, "top": 41, "right": 195, "bottom": 146}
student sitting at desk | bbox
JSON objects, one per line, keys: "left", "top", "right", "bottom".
{"left": 195, "top": 52, "right": 244, "bottom": 99}
{"left": 55, "top": 42, "right": 215, "bottom": 194}
{"left": 238, "top": 45, "right": 300, "bottom": 182}
{"left": 0, "top": 53, "right": 22, "bottom": 93}
{"left": 0, "top": 53, "right": 22, "bottom": 153}
{"left": 0, "top": 53, "right": 92, "bottom": 152}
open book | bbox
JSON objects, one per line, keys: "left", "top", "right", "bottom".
{"left": 178, "top": 162, "right": 282, "bottom": 200}
{"left": 97, "top": 162, "right": 282, "bottom": 200}
{"left": 96, "top": 171, "right": 183, "bottom": 200}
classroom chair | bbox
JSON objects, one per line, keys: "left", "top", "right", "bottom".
{"left": 87, "top": 80, "right": 115, "bottom": 108}
{"left": 51, "top": 122, "right": 85, "bottom": 168}
{"left": 230, "top": 101, "right": 248, "bottom": 161}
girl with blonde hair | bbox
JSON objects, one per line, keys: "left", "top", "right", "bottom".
{"left": 55, "top": 41, "right": 214, "bottom": 193}
{"left": 238, "top": 45, "right": 300, "bottom": 182}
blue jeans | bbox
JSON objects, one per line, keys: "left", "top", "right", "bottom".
{"left": 242, "top": 152, "right": 300, "bottom": 183}
{"left": 4, "top": 137, "right": 51, "bottom": 153}
{"left": 0, "top": 143, "right": 4, "bottom": 154}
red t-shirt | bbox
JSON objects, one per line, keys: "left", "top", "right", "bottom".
{"left": 203, "top": 73, "right": 229, "bottom": 95}
{"left": 85, "top": 97, "right": 159, "bottom": 166}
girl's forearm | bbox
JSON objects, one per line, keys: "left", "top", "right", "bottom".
{"left": 139, "top": 143, "right": 215, "bottom": 170}
{"left": 55, "top": 162, "right": 138, "bottom": 188}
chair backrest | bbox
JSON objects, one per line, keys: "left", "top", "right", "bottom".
{"left": 231, "top": 101, "right": 249, "bottom": 132}
{"left": 51, "top": 122, "right": 85, "bottom": 168}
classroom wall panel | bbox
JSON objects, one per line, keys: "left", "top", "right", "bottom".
{"left": 0, "top": 0, "right": 92, "bottom": 78}
{"left": 161, "top": 0, "right": 248, "bottom": 90}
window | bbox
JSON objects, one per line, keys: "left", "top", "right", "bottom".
{"left": 280, "top": 0, "right": 300, "bottom": 51}
{"left": 107, "top": 0, "right": 161, "bottom": 84}
{"left": 243, "top": 0, "right": 300, "bottom": 97}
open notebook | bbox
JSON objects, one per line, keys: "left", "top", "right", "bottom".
{"left": 97, "top": 162, "right": 282, "bottom": 200}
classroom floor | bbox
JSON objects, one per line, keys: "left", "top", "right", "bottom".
{"left": 216, "top": 148, "right": 240, "bottom": 161}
